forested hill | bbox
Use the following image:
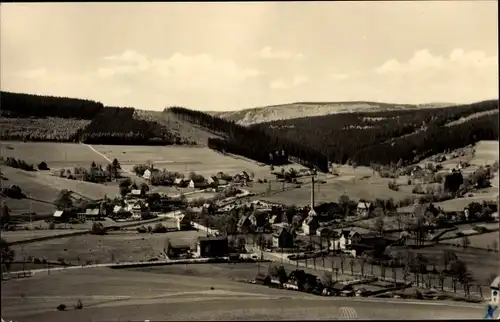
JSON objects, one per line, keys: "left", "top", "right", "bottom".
{"left": 0, "top": 91, "right": 104, "bottom": 119}
{"left": 0, "top": 91, "right": 188, "bottom": 145}
{"left": 250, "top": 99, "right": 499, "bottom": 166}
{"left": 168, "top": 107, "right": 329, "bottom": 171}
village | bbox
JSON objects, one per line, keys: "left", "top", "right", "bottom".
{"left": 3, "top": 155, "right": 497, "bottom": 304}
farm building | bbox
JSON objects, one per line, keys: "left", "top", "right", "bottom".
{"left": 272, "top": 227, "right": 295, "bottom": 249}
{"left": 356, "top": 202, "right": 373, "bottom": 217}
{"left": 174, "top": 178, "right": 189, "bottom": 187}
{"left": 237, "top": 215, "right": 253, "bottom": 233}
{"left": 195, "top": 236, "right": 229, "bottom": 258}
{"left": 188, "top": 179, "right": 209, "bottom": 189}
{"left": 330, "top": 229, "right": 364, "bottom": 251}
{"left": 176, "top": 214, "right": 192, "bottom": 231}
{"left": 79, "top": 208, "right": 103, "bottom": 221}
{"left": 302, "top": 215, "right": 319, "bottom": 236}
{"left": 129, "top": 189, "right": 142, "bottom": 198}
{"left": 128, "top": 201, "right": 150, "bottom": 220}
{"left": 52, "top": 210, "right": 75, "bottom": 222}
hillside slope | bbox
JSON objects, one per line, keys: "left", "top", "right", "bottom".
{"left": 215, "top": 101, "right": 456, "bottom": 125}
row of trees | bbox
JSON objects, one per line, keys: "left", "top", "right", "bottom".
{"left": 0, "top": 91, "right": 104, "bottom": 119}
{"left": 58, "top": 159, "right": 122, "bottom": 184}
{"left": 252, "top": 100, "right": 498, "bottom": 167}
{"left": 1, "top": 157, "right": 36, "bottom": 171}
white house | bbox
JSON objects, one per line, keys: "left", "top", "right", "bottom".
{"left": 143, "top": 169, "right": 152, "bottom": 180}
{"left": 330, "top": 230, "right": 362, "bottom": 251}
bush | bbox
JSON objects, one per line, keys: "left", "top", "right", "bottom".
{"left": 74, "top": 299, "right": 83, "bottom": 310}
{"left": 57, "top": 304, "right": 66, "bottom": 311}
{"left": 38, "top": 161, "right": 49, "bottom": 170}
{"left": 49, "top": 222, "right": 56, "bottom": 230}
{"left": 152, "top": 223, "right": 167, "bottom": 233}
{"left": 388, "top": 180, "right": 399, "bottom": 191}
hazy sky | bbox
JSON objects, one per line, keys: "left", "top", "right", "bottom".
{"left": 1, "top": 2, "right": 498, "bottom": 111}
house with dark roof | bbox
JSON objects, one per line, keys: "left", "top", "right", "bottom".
{"left": 52, "top": 210, "right": 74, "bottom": 223}
{"left": 195, "top": 236, "right": 229, "bottom": 258}
{"left": 302, "top": 215, "right": 319, "bottom": 236}
{"left": 272, "top": 227, "right": 295, "bottom": 249}
{"left": 237, "top": 215, "right": 253, "bottom": 233}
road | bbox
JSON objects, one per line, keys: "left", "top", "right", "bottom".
{"left": 1, "top": 267, "right": 489, "bottom": 321}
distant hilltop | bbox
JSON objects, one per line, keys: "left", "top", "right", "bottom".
{"left": 214, "top": 101, "right": 457, "bottom": 126}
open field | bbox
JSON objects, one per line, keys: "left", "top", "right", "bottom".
{"left": 1, "top": 229, "right": 88, "bottom": 243}
{"left": 252, "top": 167, "right": 418, "bottom": 206}
{"left": 0, "top": 267, "right": 486, "bottom": 321}
{"left": 0, "top": 141, "right": 108, "bottom": 169}
{"left": 1, "top": 165, "right": 120, "bottom": 215}
{"left": 442, "top": 232, "right": 499, "bottom": 250}
{"left": 91, "top": 144, "right": 306, "bottom": 180}
{"left": 8, "top": 225, "right": 206, "bottom": 264}
{"left": 471, "top": 140, "right": 499, "bottom": 167}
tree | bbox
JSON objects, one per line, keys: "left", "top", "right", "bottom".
{"left": 442, "top": 250, "right": 457, "bottom": 271}
{"left": 54, "top": 190, "right": 73, "bottom": 210}
{"left": 0, "top": 237, "right": 15, "bottom": 270}
{"left": 0, "top": 204, "right": 11, "bottom": 227}
{"left": 461, "top": 236, "right": 470, "bottom": 251}
{"left": 322, "top": 271, "right": 335, "bottom": 290}
{"left": 140, "top": 183, "right": 150, "bottom": 196}
{"left": 339, "top": 254, "right": 345, "bottom": 273}
{"left": 268, "top": 265, "right": 288, "bottom": 285}
{"left": 374, "top": 215, "right": 385, "bottom": 236}
{"left": 111, "top": 158, "right": 121, "bottom": 179}
{"left": 90, "top": 222, "right": 106, "bottom": 235}
{"left": 349, "top": 258, "right": 355, "bottom": 275}
{"left": 359, "top": 257, "right": 366, "bottom": 277}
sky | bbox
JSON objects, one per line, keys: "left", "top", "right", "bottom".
{"left": 1, "top": 2, "right": 498, "bottom": 111}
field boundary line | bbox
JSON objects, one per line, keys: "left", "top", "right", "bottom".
{"left": 80, "top": 143, "right": 133, "bottom": 175}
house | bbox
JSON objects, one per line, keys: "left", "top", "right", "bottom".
{"left": 330, "top": 229, "right": 363, "bottom": 251}
{"left": 316, "top": 227, "right": 332, "bottom": 237}
{"left": 411, "top": 166, "right": 424, "bottom": 178}
{"left": 52, "top": 210, "right": 74, "bottom": 222}
{"left": 176, "top": 214, "right": 192, "bottom": 231}
{"left": 217, "top": 179, "right": 229, "bottom": 187}
{"left": 195, "top": 236, "right": 229, "bottom": 258}
{"left": 356, "top": 202, "right": 373, "bottom": 217}
{"left": 272, "top": 227, "right": 295, "bottom": 249}
{"left": 237, "top": 215, "right": 253, "bottom": 233}
{"left": 233, "top": 174, "right": 243, "bottom": 183}
{"left": 188, "top": 179, "right": 208, "bottom": 189}
{"left": 129, "top": 189, "right": 142, "bottom": 198}
{"left": 129, "top": 201, "right": 150, "bottom": 220}
{"left": 143, "top": 169, "right": 152, "bottom": 180}
{"left": 302, "top": 215, "right": 319, "bottom": 236}
{"left": 173, "top": 178, "right": 188, "bottom": 187}
{"left": 269, "top": 214, "right": 280, "bottom": 225}
{"left": 80, "top": 208, "right": 103, "bottom": 221}
{"left": 206, "top": 176, "right": 217, "bottom": 186}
